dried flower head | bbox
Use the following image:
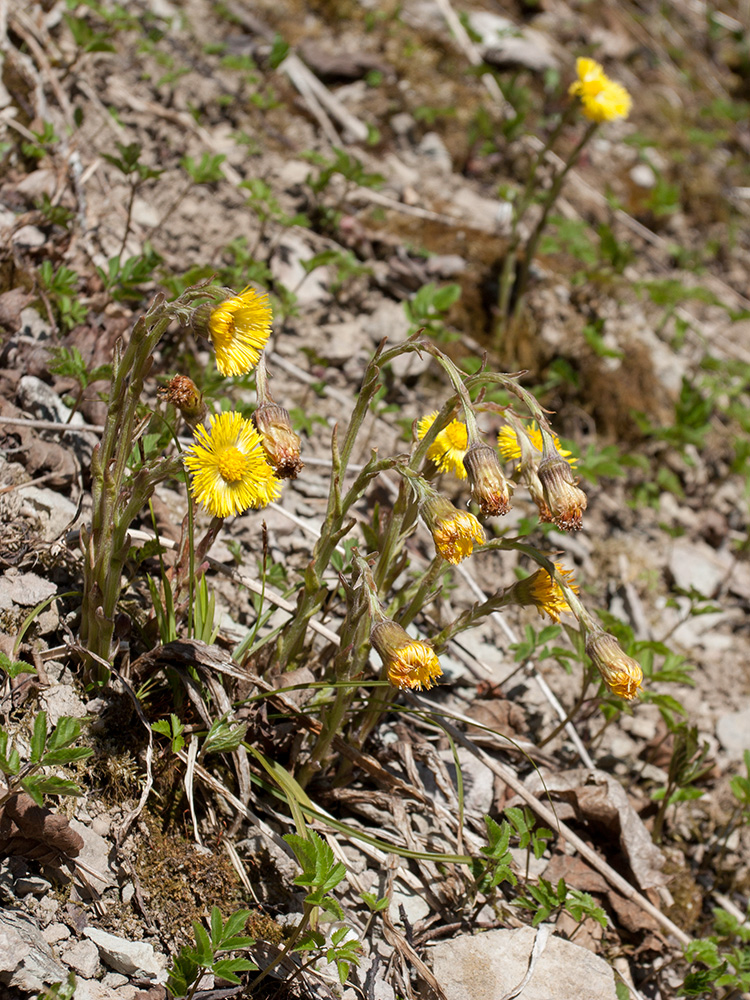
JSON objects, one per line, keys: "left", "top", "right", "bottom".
{"left": 511, "top": 562, "right": 578, "bottom": 623}
{"left": 586, "top": 632, "right": 643, "bottom": 700}
{"left": 371, "top": 620, "right": 442, "bottom": 691}
{"left": 183, "top": 411, "right": 281, "bottom": 518}
{"left": 569, "top": 57, "right": 632, "bottom": 123}
{"left": 537, "top": 455, "right": 588, "bottom": 531}
{"left": 497, "top": 423, "right": 576, "bottom": 467}
{"left": 253, "top": 403, "right": 303, "bottom": 480}
{"left": 463, "top": 442, "right": 513, "bottom": 516}
{"left": 158, "top": 374, "right": 207, "bottom": 431}
{"left": 192, "top": 287, "right": 273, "bottom": 376}
{"left": 421, "top": 494, "right": 485, "bottom": 564}
{"left": 417, "top": 411, "right": 468, "bottom": 479}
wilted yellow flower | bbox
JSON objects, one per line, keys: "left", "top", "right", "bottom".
{"left": 511, "top": 562, "right": 578, "bottom": 623}
{"left": 158, "top": 374, "right": 207, "bottom": 431}
{"left": 537, "top": 455, "right": 588, "bottom": 531}
{"left": 371, "top": 620, "right": 442, "bottom": 691}
{"left": 417, "top": 411, "right": 468, "bottom": 479}
{"left": 193, "top": 287, "right": 273, "bottom": 376}
{"left": 586, "top": 632, "right": 643, "bottom": 700}
{"left": 569, "top": 57, "right": 631, "bottom": 123}
{"left": 497, "top": 424, "right": 576, "bottom": 467}
{"left": 421, "top": 495, "right": 485, "bottom": 564}
{"left": 463, "top": 442, "right": 512, "bottom": 516}
{"left": 253, "top": 402, "right": 303, "bottom": 480}
{"left": 184, "top": 411, "right": 281, "bottom": 517}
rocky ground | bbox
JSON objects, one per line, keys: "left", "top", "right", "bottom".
{"left": 2, "top": 0, "right": 750, "bottom": 998}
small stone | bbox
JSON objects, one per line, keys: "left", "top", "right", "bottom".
{"left": 390, "top": 112, "right": 415, "bottom": 137}
{"left": 42, "top": 923, "right": 71, "bottom": 945}
{"left": 121, "top": 882, "right": 135, "bottom": 905}
{"left": 15, "top": 875, "right": 52, "bottom": 896}
{"left": 40, "top": 685, "right": 88, "bottom": 729}
{"left": 12, "top": 225, "right": 46, "bottom": 247}
{"left": 84, "top": 927, "right": 163, "bottom": 978}
{"left": 630, "top": 163, "right": 657, "bottom": 189}
{"left": 717, "top": 706, "right": 750, "bottom": 760}
{"left": 416, "top": 132, "right": 451, "bottom": 174}
{"left": 69, "top": 819, "right": 117, "bottom": 893}
{"left": 102, "top": 972, "right": 129, "bottom": 988}
{"left": 60, "top": 937, "right": 101, "bottom": 978}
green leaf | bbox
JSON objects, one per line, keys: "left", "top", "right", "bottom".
{"left": 210, "top": 957, "right": 257, "bottom": 983}
{"left": 21, "top": 775, "right": 82, "bottom": 803}
{"left": 30, "top": 712, "right": 47, "bottom": 764}
{"left": 192, "top": 921, "right": 213, "bottom": 966}
{"left": 203, "top": 718, "right": 247, "bottom": 755}
{"left": 0, "top": 652, "right": 36, "bottom": 679}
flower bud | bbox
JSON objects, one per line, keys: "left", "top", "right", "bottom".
{"left": 158, "top": 375, "right": 207, "bottom": 431}
{"left": 463, "top": 443, "right": 513, "bottom": 517}
{"left": 537, "top": 455, "right": 588, "bottom": 531}
{"left": 420, "top": 494, "right": 485, "bottom": 564}
{"left": 370, "top": 619, "right": 442, "bottom": 690}
{"left": 586, "top": 632, "right": 643, "bottom": 700}
{"left": 253, "top": 403, "right": 303, "bottom": 480}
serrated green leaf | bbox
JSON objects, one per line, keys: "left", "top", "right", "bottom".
{"left": 30, "top": 712, "right": 47, "bottom": 763}
{"left": 210, "top": 957, "right": 257, "bottom": 983}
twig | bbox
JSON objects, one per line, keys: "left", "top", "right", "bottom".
{"left": 0, "top": 416, "right": 105, "bottom": 434}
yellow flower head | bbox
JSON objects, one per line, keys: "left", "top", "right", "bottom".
{"left": 417, "top": 411, "right": 468, "bottom": 479}
{"left": 586, "top": 632, "right": 643, "bottom": 700}
{"left": 497, "top": 423, "right": 576, "bottom": 467}
{"left": 203, "top": 287, "right": 273, "bottom": 376}
{"left": 421, "top": 495, "right": 485, "bottom": 564}
{"left": 569, "top": 57, "right": 632, "bottom": 123}
{"left": 512, "top": 562, "right": 578, "bottom": 623}
{"left": 371, "top": 620, "right": 442, "bottom": 691}
{"left": 184, "top": 411, "right": 281, "bottom": 517}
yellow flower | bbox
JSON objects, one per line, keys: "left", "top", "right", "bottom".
{"left": 417, "top": 411, "right": 468, "bottom": 479}
{"left": 184, "top": 411, "right": 281, "bottom": 517}
{"left": 586, "top": 632, "right": 643, "bottom": 700}
{"left": 537, "top": 455, "right": 588, "bottom": 532}
{"left": 421, "top": 495, "right": 485, "bottom": 564}
{"left": 205, "top": 287, "right": 273, "bottom": 376}
{"left": 512, "top": 562, "right": 578, "bottom": 623}
{"left": 497, "top": 424, "right": 576, "bottom": 466}
{"left": 371, "top": 620, "right": 442, "bottom": 691}
{"left": 569, "top": 57, "right": 631, "bottom": 123}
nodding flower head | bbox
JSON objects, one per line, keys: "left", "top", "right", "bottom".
{"left": 253, "top": 403, "right": 303, "bottom": 480}
{"left": 537, "top": 455, "right": 588, "bottom": 532}
{"left": 420, "top": 494, "right": 485, "bottom": 564}
{"left": 192, "top": 287, "right": 273, "bottom": 377}
{"left": 370, "top": 620, "right": 442, "bottom": 691}
{"left": 586, "top": 632, "right": 643, "bottom": 700}
{"left": 463, "top": 442, "right": 513, "bottom": 517}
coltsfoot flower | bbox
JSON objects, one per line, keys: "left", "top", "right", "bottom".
{"left": 158, "top": 374, "right": 207, "bottom": 431}
{"left": 253, "top": 402, "right": 303, "bottom": 480}
{"left": 537, "top": 455, "right": 588, "bottom": 531}
{"left": 417, "top": 411, "right": 468, "bottom": 479}
{"left": 463, "top": 442, "right": 513, "bottom": 516}
{"left": 421, "top": 494, "right": 485, "bottom": 564}
{"left": 371, "top": 619, "right": 442, "bottom": 691}
{"left": 183, "top": 411, "right": 281, "bottom": 517}
{"left": 192, "top": 287, "right": 273, "bottom": 376}
{"left": 586, "top": 632, "right": 643, "bottom": 700}
{"left": 569, "top": 57, "right": 632, "bottom": 123}
{"left": 497, "top": 423, "right": 576, "bottom": 467}
{"left": 511, "top": 562, "right": 578, "bottom": 623}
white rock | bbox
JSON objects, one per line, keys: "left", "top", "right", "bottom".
{"left": 716, "top": 706, "right": 750, "bottom": 760}
{"left": 18, "top": 375, "right": 83, "bottom": 425}
{"left": 416, "top": 132, "right": 452, "bottom": 174}
{"left": 430, "top": 925, "right": 617, "bottom": 1000}
{"left": 84, "top": 927, "right": 162, "bottom": 978}
{"left": 0, "top": 569, "right": 57, "bottom": 609}
{"left": 630, "top": 163, "right": 657, "bottom": 189}
{"left": 42, "top": 923, "right": 71, "bottom": 945}
{"left": 69, "top": 819, "right": 118, "bottom": 893}
{"left": 60, "top": 937, "right": 101, "bottom": 978}
{"left": 389, "top": 879, "right": 431, "bottom": 926}
{"left": 668, "top": 537, "right": 734, "bottom": 598}
{"left": 17, "top": 485, "right": 80, "bottom": 541}
{"left": 0, "top": 908, "right": 67, "bottom": 991}
{"left": 40, "top": 685, "right": 88, "bottom": 729}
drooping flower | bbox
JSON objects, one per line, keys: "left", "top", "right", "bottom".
{"left": 421, "top": 494, "right": 485, "bottom": 564}
{"left": 183, "top": 411, "right": 281, "bottom": 517}
{"left": 253, "top": 402, "right": 303, "bottom": 480}
{"left": 569, "top": 57, "right": 632, "bottom": 123}
{"left": 193, "top": 287, "right": 273, "bottom": 376}
{"left": 417, "top": 411, "right": 469, "bottom": 479}
{"left": 510, "top": 562, "right": 578, "bottom": 623}
{"left": 586, "top": 632, "right": 643, "bottom": 700}
{"left": 158, "top": 374, "right": 207, "bottom": 431}
{"left": 463, "top": 442, "right": 513, "bottom": 516}
{"left": 537, "top": 455, "right": 588, "bottom": 531}
{"left": 371, "top": 620, "right": 442, "bottom": 691}
{"left": 497, "top": 423, "right": 576, "bottom": 467}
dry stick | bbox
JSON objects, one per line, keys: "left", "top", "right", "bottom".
{"left": 432, "top": 0, "right": 509, "bottom": 116}
{"left": 0, "top": 416, "right": 105, "bottom": 434}
{"left": 406, "top": 691, "right": 692, "bottom": 948}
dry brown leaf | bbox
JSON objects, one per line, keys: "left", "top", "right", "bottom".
{"left": 0, "top": 790, "right": 84, "bottom": 867}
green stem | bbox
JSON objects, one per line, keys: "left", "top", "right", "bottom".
{"left": 248, "top": 902, "right": 314, "bottom": 992}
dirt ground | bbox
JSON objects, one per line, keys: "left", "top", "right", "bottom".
{"left": 2, "top": 1, "right": 750, "bottom": 998}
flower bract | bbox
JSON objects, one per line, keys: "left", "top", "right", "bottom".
{"left": 586, "top": 632, "right": 643, "bottom": 700}
{"left": 183, "top": 411, "right": 281, "bottom": 517}
{"left": 421, "top": 495, "right": 485, "bottom": 564}
{"left": 208, "top": 287, "right": 273, "bottom": 376}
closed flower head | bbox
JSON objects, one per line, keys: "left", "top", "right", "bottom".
{"left": 253, "top": 403, "right": 303, "bottom": 480}
{"left": 193, "top": 287, "right": 273, "bottom": 376}
{"left": 371, "top": 620, "right": 442, "bottom": 691}
{"left": 511, "top": 562, "right": 578, "bottom": 623}
{"left": 537, "top": 455, "right": 588, "bottom": 531}
{"left": 586, "top": 632, "right": 643, "bottom": 700}
{"left": 421, "top": 494, "right": 485, "bottom": 564}
{"left": 569, "top": 57, "right": 632, "bottom": 123}
{"left": 417, "top": 411, "right": 468, "bottom": 479}
{"left": 184, "top": 411, "right": 281, "bottom": 518}
{"left": 159, "top": 374, "right": 207, "bottom": 431}
{"left": 463, "top": 442, "right": 513, "bottom": 517}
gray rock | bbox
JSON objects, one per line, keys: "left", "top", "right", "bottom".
{"left": 430, "top": 925, "right": 617, "bottom": 1000}
{"left": 0, "top": 908, "right": 67, "bottom": 991}
{"left": 42, "top": 923, "right": 71, "bottom": 945}
{"left": 15, "top": 875, "right": 52, "bottom": 896}
{"left": 40, "top": 685, "right": 88, "bottom": 729}
{"left": 83, "top": 927, "right": 162, "bottom": 978}
{"left": 390, "top": 112, "right": 416, "bottom": 138}
{"left": 389, "top": 879, "right": 431, "bottom": 926}
{"left": 630, "top": 163, "right": 657, "bottom": 189}
{"left": 362, "top": 299, "right": 411, "bottom": 347}
{"left": 74, "top": 980, "right": 124, "bottom": 1000}
{"left": 12, "top": 225, "right": 46, "bottom": 247}
{"left": 271, "top": 234, "right": 330, "bottom": 307}
{"left": 60, "top": 937, "right": 101, "bottom": 978}
{"left": 716, "top": 706, "right": 750, "bottom": 760}
{"left": 69, "top": 819, "right": 118, "bottom": 893}
{"left": 467, "top": 12, "right": 559, "bottom": 73}
{"left": 668, "top": 537, "right": 734, "bottom": 598}
{"left": 17, "top": 485, "right": 80, "bottom": 541}
{"left": 416, "top": 132, "right": 452, "bottom": 175}
{"left": 17, "top": 375, "right": 81, "bottom": 425}
{"left": 0, "top": 569, "right": 57, "bottom": 609}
